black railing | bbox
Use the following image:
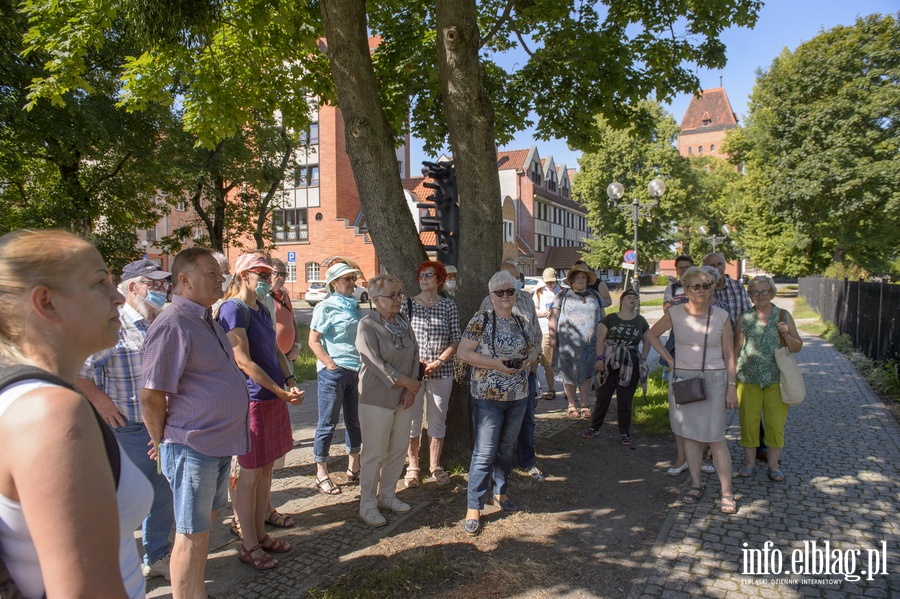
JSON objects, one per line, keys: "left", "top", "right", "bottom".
{"left": 799, "top": 277, "right": 899, "bottom": 361}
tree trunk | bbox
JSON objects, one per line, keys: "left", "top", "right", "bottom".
{"left": 319, "top": 0, "right": 426, "bottom": 295}
{"left": 434, "top": 0, "right": 504, "bottom": 458}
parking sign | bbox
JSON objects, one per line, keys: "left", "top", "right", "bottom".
{"left": 287, "top": 252, "right": 296, "bottom": 263}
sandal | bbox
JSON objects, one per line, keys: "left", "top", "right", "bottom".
{"left": 681, "top": 485, "right": 705, "bottom": 504}
{"left": 315, "top": 476, "right": 342, "bottom": 495}
{"left": 430, "top": 468, "right": 451, "bottom": 485}
{"left": 345, "top": 469, "right": 360, "bottom": 485}
{"left": 404, "top": 467, "right": 420, "bottom": 488}
{"left": 737, "top": 466, "right": 756, "bottom": 478}
{"left": 768, "top": 469, "right": 785, "bottom": 482}
{"left": 238, "top": 544, "right": 278, "bottom": 570}
{"left": 265, "top": 508, "right": 294, "bottom": 528}
{"left": 229, "top": 518, "right": 242, "bottom": 537}
{"left": 540, "top": 391, "right": 556, "bottom": 400}
{"left": 720, "top": 495, "right": 737, "bottom": 514}
{"left": 259, "top": 534, "right": 291, "bottom": 553}
{"left": 620, "top": 434, "right": 632, "bottom": 446}
{"left": 567, "top": 407, "right": 580, "bottom": 418}
{"left": 580, "top": 407, "right": 592, "bottom": 419}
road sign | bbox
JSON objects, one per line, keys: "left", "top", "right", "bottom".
{"left": 287, "top": 252, "right": 296, "bottom": 263}
{"left": 621, "top": 262, "right": 635, "bottom": 271}
{"left": 623, "top": 250, "right": 636, "bottom": 264}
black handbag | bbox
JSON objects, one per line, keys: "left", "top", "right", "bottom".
{"left": 672, "top": 307, "right": 711, "bottom": 405}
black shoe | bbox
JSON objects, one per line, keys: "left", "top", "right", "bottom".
{"left": 757, "top": 449, "right": 768, "bottom": 463}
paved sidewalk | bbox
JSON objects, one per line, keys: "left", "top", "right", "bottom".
{"left": 147, "top": 325, "right": 899, "bottom": 598}
{"left": 627, "top": 334, "right": 900, "bottom": 598}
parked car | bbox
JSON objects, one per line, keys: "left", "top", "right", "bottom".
{"left": 602, "top": 275, "right": 624, "bottom": 290}
{"left": 303, "top": 281, "right": 369, "bottom": 306}
{"left": 523, "top": 277, "right": 543, "bottom": 295}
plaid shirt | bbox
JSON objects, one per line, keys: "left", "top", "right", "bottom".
{"left": 79, "top": 303, "right": 150, "bottom": 423}
{"left": 714, "top": 277, "right": 752, "bottom": 325}
{"left": 401, "top": 297, "right": 461, "bottom": 379}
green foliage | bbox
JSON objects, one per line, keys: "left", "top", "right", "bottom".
{"left": 632, "top": 369, "right": 671, "bottom": 435}
{"left": 735, "top": 14, "right": 900, "bottom": 275}
{"left": 823, "top": 324, "right": 855, "bottom": 353}
{"left": 823, "top": 262, "right": 869, "bottom": 281}
{"left": 293, "top": 324, "right": 318, "bottom": 383}
{"left": 869, "top": 359, "right": 900, "bottom": 399}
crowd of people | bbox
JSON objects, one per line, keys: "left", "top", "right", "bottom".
{"left": 0, "top": 229, "right": 803, "bottom": 598}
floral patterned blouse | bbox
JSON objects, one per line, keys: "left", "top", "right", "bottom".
{"left": 737, "top": 305, "right": 784, "bottom": 388}
{"left": 462, "top": 310, "right": 531, "bottom": 402}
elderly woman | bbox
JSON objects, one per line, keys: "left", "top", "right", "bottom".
{"left": 401, "top": 261, "right": 460, "bottom": 487}
{"left": 734, "top": 276, "right": 802, "bottom": 482}
{"left": 0, "top": 230, "right": 150, "bottom": 598}
{"left": 550, "top": 263, "right": 605, "bottom": 418}
{"left": 355, "top": 275, "right": 421, "bottom": 527}
{"left": 308, "top": 262, "right": 364, "bottom": 495}
{"left": 648, "top": 266, "right": 738, "bottom": 514}
{"left": 458, "top": 270, "right": 538, "bottom": 536}
{"left": 217, "top": 254, "right": 303, "bottom": 569}
{"left": 583, "top": 289, "right": 651, "bottom": 444}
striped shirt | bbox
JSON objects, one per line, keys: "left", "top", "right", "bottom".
{"left": 401, "top": 297, "right": 461, "bottom": 379}
{"left": 79, "top": 303, "right": 150, "bottom": 423}
{"left": 142, "top": 294, "right": 250, "bottom": 457}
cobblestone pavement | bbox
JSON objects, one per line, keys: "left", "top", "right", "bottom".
{"left": 627, "top": 334, "right": 900, "bottom": 598}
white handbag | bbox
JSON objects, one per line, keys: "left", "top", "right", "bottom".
{"left": 775, "top": 311, "right": 806, "bottom": 406}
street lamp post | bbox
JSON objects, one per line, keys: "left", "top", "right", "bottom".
{"left": 699, "top": 225, "right": 729, "bottom": 254}
{"left": 606, "top": 178, "right": 666, "bottom": 292}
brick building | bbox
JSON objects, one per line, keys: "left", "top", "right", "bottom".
{"left": 677, "top": 87, "right": 739, "bottom": 159}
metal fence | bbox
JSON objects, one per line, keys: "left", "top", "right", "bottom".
{"left": 799, "top": 277, "right": 899, "bottom": 361}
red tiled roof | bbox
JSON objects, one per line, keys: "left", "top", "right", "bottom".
{"left": 403, "top": 176, "right": 429, "bottom": 201}
{"left": 497, "top": 149, "right": 530, "bottom": 171}
{"left": 368, "top": 36, "right": 382, "bottom": 50}
{"left": 542, "top": 246, "right": 585, "bottom": 269}
{"left": 517, "top": 236, "right": 535, "bottom": 258}
{"left": 680, "top": 88, "right": 739, "bottom": 132}
{"left": 420, "top": 231, "right": 436, "bottom": 245}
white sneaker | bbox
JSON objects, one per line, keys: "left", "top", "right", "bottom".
{"left": 359, "top": 507, "right": 387, "bottom": 527}
{"left": 527, "top": 466, "right": 545, "bottom": 482}
{"left": 141, "top": 555, "right": 171, "bottom": 580}
{"left": 701, "top": 462, "right": 716, "bottom": 474}
{"left": 666, "top": 462, "right": 689, "bottom": 476}
{"left": 377, "top": 496, "right": 411, "bottom": 513}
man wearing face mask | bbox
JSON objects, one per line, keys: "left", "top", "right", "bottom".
{"left": 444, "top": 265, "right": 458, "bottom": 296}
{"left": 76, "top": 259, "right": 175, "bottom": 580}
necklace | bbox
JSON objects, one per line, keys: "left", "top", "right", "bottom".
{"left": 417, "top": 293, "right": 440, "bottom": 307}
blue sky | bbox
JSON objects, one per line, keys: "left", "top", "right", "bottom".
{"left": 410, "top": 1, "right": 896, "bottom": 172}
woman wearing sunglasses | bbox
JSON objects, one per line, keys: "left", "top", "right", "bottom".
{"left": 648, "top": 266, "right": 737, "bottom": 514}
{"left": 401, "top": 261, "right": 460, "bottom": 487}
{"left": 457, "top": 270, "right": 538, "bottom": 536}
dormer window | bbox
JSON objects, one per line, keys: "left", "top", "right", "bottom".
{"left": 702, "top": 118, "right": 712, "bottom": 127}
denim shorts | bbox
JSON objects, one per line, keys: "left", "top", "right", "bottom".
{"left": 160, "top": 442, "right": 231, "bottom": 534}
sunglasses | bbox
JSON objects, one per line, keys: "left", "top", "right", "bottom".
{"left": 686, "top": 283, "right": 713, "bottom": 291}
{"left": 249, "top": 271, "right": 272, "bottom": 281}
{"left": 492, "top": 288, "right": 516, "bottom": 297}
{"left": 417, "top": 272, "right": 436, "bottom": 279}
{"left": 337, "top": 275, "right": 358, "bottom": 282}
{"left": 273, "top": 271, "right": 287, "bottom": 278}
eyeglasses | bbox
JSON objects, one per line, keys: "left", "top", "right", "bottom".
{"left": 417, "top": 272, "right": 436, "bottom": 280}
{"left": 273, "top": 271, "right": 287, "bottom": 278}
{"left": 686, "top": 283, "right": 713, "bottom": 291}
{"left": 337, "top": 275, "right": 358, "bottom": 283}
{"left": 140, "top": 279, "right": 171, "bottom": 291}
{"left": 748, "top": 289, "right": 771, "bottom": 297}
{"left": 492, "top": 288, "right": 516, "bottom": 297}
{"left": 250, "top": 271, "right": 272, "bottom": 281}
{"left": 375, "top": 292, "right": 405, "bottom": 301}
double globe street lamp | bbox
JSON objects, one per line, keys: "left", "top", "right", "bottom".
{"left": 606, "top": 178, "right": 666, "bottom": 292}
{"left": 699, "top": 224, "right": 730, "bottom": 253}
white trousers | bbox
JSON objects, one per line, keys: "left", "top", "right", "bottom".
{"left": 359, "top": 402, "right": 415, "bottom": 510}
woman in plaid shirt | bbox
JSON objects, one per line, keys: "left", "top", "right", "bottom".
{"left": 401, "top": 261, "right": 461, "bottom": 487}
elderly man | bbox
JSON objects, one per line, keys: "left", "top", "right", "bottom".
{"left": 140, "top": 248, "right": 250, "bottom": 599}
{"left": 77, "top": 259, "right": 175, "bottom": 580}
{"left": 701, "top": 253, "right": 751, "bottom": 325}
{"left": 444, "top": 264, "right": 458, "bottom": 296}
{"left": 533, "top": 267, "right": 563, "bottom": 400}
{"left": 479, "top": 262, "right": 545, "bottom": 481}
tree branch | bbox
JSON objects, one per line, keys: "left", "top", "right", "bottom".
{"left": 86, "top": 152, "right": 132, "bottom": 196}
{"left": 479, "top": 0, "right": 517, "bottom": 50}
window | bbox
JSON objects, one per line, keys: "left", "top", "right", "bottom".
{"left": 710, "top": 144, "right": 716, "bottom": 152}
{"left": 688, "top": 147, "right": 693, "bottom": 155}
{"left": 273, "top": 208, "right": 309, "bottom": 243}
{"left": 302, "top": 123, "right": 319, "bottom": 145}
{"left": 548, "top": 170, "right": 557, "bottom": 192}
{"left": 503, "top": 220, "right": 514, "bottom": 243}
{"left": 702, "top": 118, "right": 712, "bottom": 127}
{"left": 294, "top": 164, "right": 320, "bottom": 188}
{"left": 305, "top": 262, "right": 320, "bottom": 282}
{"left": 174, "top": 201, "right": 186, "bottom": 211}
{"left": 145, "top": 228, "right": 157, "bottom": 242}
{"left": 286, "top": 263, "right": 297, "bottom": 283}
{"left": 698, "top": 146, "right": 704, "bottom": 153}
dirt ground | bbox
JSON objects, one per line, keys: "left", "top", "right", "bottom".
{"left": 312, "top": 413, "right": 685, "bottom": 598}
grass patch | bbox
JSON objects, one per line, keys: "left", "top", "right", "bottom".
{"left": 293, "top": 324, "right": 318, "bottom": 382}
{"left": 632, "top": 368, "right": 671, "bottom": 435}
{"left": 640, "top": 297, "right": 664, "bottom": 307}
{"left": 308, "top": 549, "right": 454, "bottom": 599}
{"left": 790, "top": 297, "right": 828, "bottom": 335}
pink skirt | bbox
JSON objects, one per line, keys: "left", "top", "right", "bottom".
{"left": 239, "top": 399, "right": 294, "bottom": 469}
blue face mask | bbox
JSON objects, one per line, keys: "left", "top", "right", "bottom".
{"left": 145, "top": 290, "right": 166, "bottom": 310}
{"left": 515, "top": 280, "right": 522, "bottom": 294}
{"left": 255, "top": 281, "right": 272, "bottom": 298}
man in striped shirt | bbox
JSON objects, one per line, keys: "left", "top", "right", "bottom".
{"left": 77, "top": 259, "right": 175, "bottom": 580}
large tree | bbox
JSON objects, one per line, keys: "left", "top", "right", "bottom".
{"left": 735, "top": 13, "right": 900, "bottom": 276}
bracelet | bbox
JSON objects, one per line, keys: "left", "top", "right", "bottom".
{"left": 596, "top": 355, "right": 605, "bottom": 362}
{"left": 284, "top": 375, "right": 297, "bottom": 385}
{"left": 436, "top": 357, "right": 446, "bottom": 364}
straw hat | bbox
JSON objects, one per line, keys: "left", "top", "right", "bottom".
{"left": 564, "top": 263, "right": 597, "bottom": 287}
{"left": 542, "top": 267, "right": 558, "bottom": 283}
